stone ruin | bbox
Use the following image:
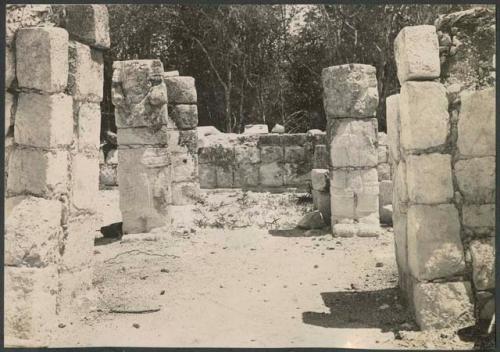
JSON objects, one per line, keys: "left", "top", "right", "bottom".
{"left": 3, "top": 4, "right": 495, "bottom": 346}
{"left": 4, "top": 4, "right": 108, "bottom": 346}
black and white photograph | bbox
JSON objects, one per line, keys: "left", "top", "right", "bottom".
{"left": 2, "top": 2, "right": 497, "bottom": 349}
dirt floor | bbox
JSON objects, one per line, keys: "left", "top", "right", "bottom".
{"left": 53, "top": 189, "right": 476, "bottom": 349}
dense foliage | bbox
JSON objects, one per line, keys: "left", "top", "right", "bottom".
{"left": 103, "top": 4, "right": 471, "bottom": 135}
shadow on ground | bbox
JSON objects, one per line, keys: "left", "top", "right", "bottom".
{"left": 302, "top": 287, "right": 417, "bottom": 333}
{"left": 268, "top": 228, "right": 330, "bottom": 237}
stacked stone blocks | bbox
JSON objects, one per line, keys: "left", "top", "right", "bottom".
{"left": 4, "top": 4, "right": 109, "bottom": 346}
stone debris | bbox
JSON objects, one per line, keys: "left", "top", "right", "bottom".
{"left": 297, "top": 211, "right": 326, "bottom": 230}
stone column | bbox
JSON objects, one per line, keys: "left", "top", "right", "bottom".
{"left": 322, "top": 64, "right": 381, "bottom": 237}
{"left": 391, "top": 25, "right": 474, "bottom": 330}
{"left": 112, "top": 60, "right": 171, "bottom": 234}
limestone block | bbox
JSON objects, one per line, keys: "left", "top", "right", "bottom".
{"left": 284, "top": 146, "right": 305, "bottom": 163}
{"left": 68, "top": 41, "right": 104, "bottom": 102}
{"left": 462, "top": 204, "right": 495, "bottom": 228}
{"left": 5, "top": 92, "right": 14, "bottom": 136}
{"left": 60, "top": 214, "right": 100, "bottom": 271}
{"left": 379, "top": 180, "right": 393, "bottom": 206}
{"left": 309, "top": 130, "right": 326, "bottom": 145}
{"left": 258, "top": 134, "right": 282, "bottom": 146}
{"left": 168, "top": 129, "right": 198, "bottom": 155}
{"left": 312, "top": 190, "right": 331, "bottom": 224}
{"left": 235, "top": 145, "right": 260, "bottom": 164}
{"left": 113, "top": 60, "right": 164, "bottom": 105}
{"left": 322, "top": 64, "right": 379, "bottom": 118}
{"left": 332, "top": 223, "right": 358, "bottom": 238}
{"left": 64, "top": 5, "right": 110, "bottom": 49}
{"left": 393, "top": 207, "right": 409, "bottom": 291}
{"left": 330, "top": 168, "right": 379, "bottom": 222}
{"left": 284, "top": 163, "right": 311, "bottom": 187}
{"left": 244, "top": 124, "right": 269, "bottom": 134}
{"left": 328, "top": 118, "right": 378, "bottom": 168}
{"left": 118, "top": 147, "right": 171, "bottom": 233}
{"left": 71, "top": 154, "right": 99, "bottom": 213}
{"left": 259, "top": 162, "right": 284, "bottom": 187}
{"left": 77, "top": 102, "right": 101, "bottom": 151}
{"left": 16, "top": 27, "right": 69, "bottom": 93}
{"left": 164, "top": 70, "right": 179, "bottom": 78}
{"left": 271, "top": 124, "right": 285, "bottom": 133}
{"left": 234, "top": 164, "right": 259, "bottom": 188}
{"left": 378, "top": 132, "right": 388, "bottom": 146}
{"left": 313, "top": 144, "right": 328, "bottom": 169}
{"left": 4, "top": 266, "right": 58, "bottom": 343}
{"left": 282, "top": 134, "right": 308, "bottom": 146}
{"left": 378, "top": 145, "right": 388, "bottom": 163}
{"left": 407, "top": 204, "right": 464, "bottom": 280}
{"left": 470, "top": 239, "right": 495, "bottom": 290}
{"left": 477, "top": 291, "right": 494, "bottom": 321}
{"left": 198, "top": 146, "right": 216, "bottom": 164}
{"left": 357, "top": 224, "right": 384, "bottom": 237}
{"left": 5, "top": 196, "right": 62, "bottom": 267}
{"left": 393, "top": 161, "right": 408, "bottom": 210}
{"left": 7, "top": 148, "right": 69, "bottom": 198}
{"left": 6, "top": 45, "right": 15, "bottom": 89}
{"left": 386, "top": 94, "right": 401, "bottom": 163}
{"left": 311, "top": 169, "right": 329, "bottom": 191}
{"left": 114, "top": 96, "right": 169, "bottom": 129}
{"left": 99, "top": 164, "right": 117, "bottom": 187}
{"left": 199, "top": 164, "right": 217, "bottom": 188}
{"left": 216, "top": 166, "right": 234, "bottom": 188}
{"left": 164, "top": 76, "right": 197, "bottom": 104}
{"left": 15, "top": 93, "right": 73, "bottom": 148}
{"left": 400, "top": 82, "right": 449, "bottom": 151}
{"left": 169, "top": 104, "right": 198, "bottom": 130}
{"left": 172, "top": 152, "right": 198, "bottom": 182}
{"left": 261, "top": 145, "right": 284, "bottom": 163}
{"left": 412, "top": 281, "right": 474, "bottom": 330}
{"left": 406, "top": 153, "right": 454, "bottom": 204}
{"left": 117, "top": 126, "right": 169, "bottom": 146}
{"left": 455, "top": 157, "right": 495, "bottom": 203}
{"left": 457, "top": 88, "right": 495, "bottom": 157}
{"left": 171, "top": 182, "right": 200, "bottom": 205}
{"left": 394, "top": 25, "right": 440, "bottom": 84}
{"left": 377, "top": 163, "right": 391, "bottom": 181}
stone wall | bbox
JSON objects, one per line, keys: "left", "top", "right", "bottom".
{"left": 388, "top": 22, "right": 495, "bottom": 330}
{"left": 4, "top": 5, "right": 109, "bottom": 346}
{"left": 197, "top": 129, "right": 328, "bottom": 191}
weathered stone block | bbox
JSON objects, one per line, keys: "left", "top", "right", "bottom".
{"left": 235, "top": 145, "right": 260, "bottom": 164}
{"left": 4, "top": 266, "right": 58, "bottom": 343}
{"left": 117, "top": 126, "right": 169, "bottom": 146}
{"left": 168, "top": 129, "right": 198, "bottom": 155}
{"left": 393, "top": 161, "right": 408, "bottom": 211}
{"left": 5, "top": 92, "right": 14, "bottom": 136}
{"left": 377, "top": 163, "right": 391, "bottom": 181}
{"left": 312, "top": 190, "right": 331, "bottom": 224}
{"left": 457, "top": 88, "right": 495, "bottom": 157}
{"left": 113, "top": 60, "right": 164, "bottom": 105}
{"left": 16, "top": 27, "right": 69, "bottom": 93}
{"left": 455, "top": 157, "right": 495, "bottom": 203}
{"left": 71, "top": 154, "right": 99, "bottom": 213}
{"left": 412, "top": 281, "right": 474, "bottom": 330}
{"left": 284, "top": 163, "right": 311, "bottom": 187}
{"left": 393, "top": 207, "right": 409, "bottom": 291}
{"left": 68, "top": 41, "right": 104, "bottom": 102}
{"left": 199, "top": 164, "right": 217, "bottom": 189}
{"left": 271, "top": 124, "right": 285, "bottom": 133}
{"left": 378, "top": 132, "right": 388, "bottom": 146}
{"left": 311, "top": 169, "right": 329, "bottom": 192}
{"left": 244, "top": 124, "right": 269, "bottom": 134}
{"left": 378, "top": 145, "right": 388, "bottom": 164}
{"left": 477, "top": 291, "right": 494, "bottom": 321}
{"left": 6, "top": 45, "right": 15, "bottom": 89}
{"left": 258, "top": 134, "right": 282, "bottom": 146}
{"left": 172, "top": 152, "right": 198, "bottom": 182}
{"left": 234, "top": 164, "right": 259, "bottom": 188}
{"left": 284, "top": 146, "right": 305, "bottom": 163}
{"left": 5, "top": 196, "right": 62, "bottom": 267}
{"left": 15, "top": 93, "right": 73, "bottom": 148}
{"left": 259, "top": 162, "right": 284, "bottom": 187}
{"left": 400, "top": 82, "right": 449, "bottom": 151}
{"left": 407, "top": 204, "right": 464, "bottom": 280}
{"left": 282, "top": 134, "right": 308, "bottom": 146}
{"left": 332, "top": 223, "right": 358, "bottom": 238}
{"left": 169, "top": 104, "right": 198, "bottom": 129}
{"left": 171, "top": 181, "right": 200, "bottom": 205}
{"left": 313, "top": 144, "right": 328, "bottom": 169}
{"left": 462, "top": 204, "right": 495, "bottom": 228}
{"left": 77, "top": 102, "right": 101, "bottom": 151}
{"left": 322, "top": 64, "right": 379, "bottom": 118}
{"left": 328, "top": 118, "right": 378, "bottom": 168}
{"left": 216, "top": 166, "right": 234, "bottom": 188}
{"left": 394, "top": 25, "right": 440, "bottom": 84}
{"left": 386, "top": 94, "right": 401, "bottom": 163}
{"left": 114, "top": 96, "right": 168, "bottom": 129}
{"left": 260, "top": 145, "right": 284, "bottom": 163}
{"left": 60, "top": 214, "right": 100, "bottom": 271}
{"left": 470, "top": 239, "right": 495, "bottom": 291}
{"left": 406, "top": 153, "right": 453, "bottom": 204}
{"left": 7, "top": 148, "right": 69, "bottom": 198}
{"left": 164, "top": 76, "right": 197, "bottom": 104}
{"left": 118, "top": 147, "right": 171, "bottom": 233}
{"left": 64, "top": 5, "right": 110, "bottom": 49}
{"left": 379, "top": 180, "right": 393, "bottom": 206}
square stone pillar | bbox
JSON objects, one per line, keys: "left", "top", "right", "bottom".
{"left": 321, "top": 64, "right": 381, "bottom": 237}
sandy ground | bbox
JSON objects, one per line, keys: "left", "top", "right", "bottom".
{"left": 52, "top": 189, "right": 475, "bottom": 349}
